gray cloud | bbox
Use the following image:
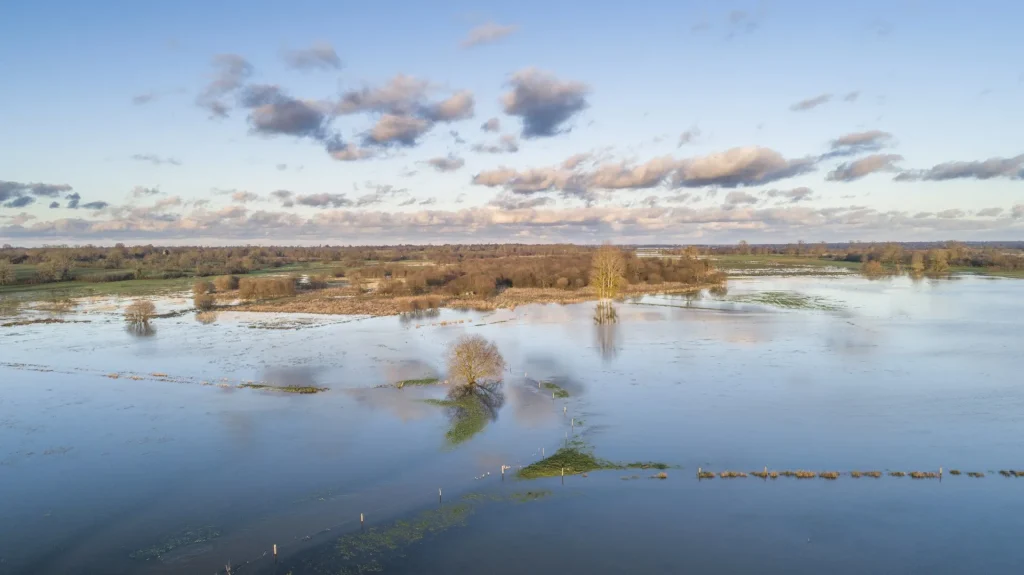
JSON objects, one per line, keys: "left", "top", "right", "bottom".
{"left": 1013, "top": 205, "right": 1024, "bottom": 219}
{"left": 420, "top": 91, "right": 474, "bottom": 122}
{"left": 132, "top": 92, "right": 158, "bottom": 105}
{"left": 295, "top": 193, "right": 353, "bottom": 208}
{"left": 81, "top": 201, "right": 109, "bottom": 210}
{"left": 336, "top": 75, "right": 430, "bottom": 116}
{"left": 827, "top": 153, "right": 904, "bottom": 181}
{"left": 481, "top": 117, "right": 501, "bottom": 132}
{"left": 678, "top": 127, "right": 701, "bottom": 147}
{"left": 328, "top": 142, "right": 375, "bottom": 161}
{"left": 1, "top": 180, "right": 73, "bottom": 207}
{"left": 427, "top": 155, "right": 465, "bottom": 172}
{"left": 936, "top": 209, "right": 965, "bottom": 219}
{"left": 3, "top": 195, "right": 35, "bottom": 208}
{"left": 364, "top": 114, "right": 432, "bottom": 147}
{"left": 472, "top": 134, "right": 519, "bottom": 154}
{"left": 488, "top": 194, "right": 553, "bottom": 210}
{"left": 674, "top": 146, "right": 817, "bottom": 188}
{"left": 461, "top": 22, "right": 519, "bottom": 48}
{"left": 724, "top": 191, "right": 760, "bottom": 206}
{"left": 131, "top": 186, "right": 163, "bottom": 198}
{"left": 976, "top": 207, "right": 1003, "bottom": 217}
{"left": 231, "top": 191, "right": 260, "bottom": 203}
{"left": 197, "top": 54, "right": 253, "bottom": 118}
{"left": 238, "top": 85, "right": 333, "bottom": 140}
{"left": 844, "top": 91, "right": 860, "bottom": 102}
{"left": 895, "top": 154, "right": 1024, "bottom": 181}
{"left": 131, "top": 153, "right": 182, "bottom": 166}
{"left": 502, "top": 68, "right": 589, "bottom": 137}
{"left": 828, "top": 130, "right": 892, "bottom": 157}
{"left": 588, "top": 156, "right": 678, "bottom": 189}
{"left": 790, "top": 93, "right": 832, "bottom": 112}
{"left": 65, "top": 192, "right": 81, "bottom": 209}
{"left": 355, "top": 185, "right": 408, "bottom": 207}
{"left": 283, "top": 42, "right": 342, "bottom": 71}
{"left": 763, "top": 187, "right": 814, "bottom": 203}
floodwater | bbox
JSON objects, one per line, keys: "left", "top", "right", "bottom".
{"left": 1, "top": 275, "right": 1023, "bottom": 574}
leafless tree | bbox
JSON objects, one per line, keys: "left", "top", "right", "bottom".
{"left": 446, "top": 335, "right": 505, "bottom": 388}
{"left": 590, "top": 244, "right": 625, "bottom": 301}
{"left": 124, "top": 300, "right": 156, "bottom": 326}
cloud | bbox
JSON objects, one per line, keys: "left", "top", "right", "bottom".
{"left": 588, "top": 156, "right": 678, "bottom": 189}
{"left": 678, "top": 127, "right": 701, "bottom": 147}
{"left": 420, "top": 91, "right": 474, "bottom": 122}
{"left": 231, "top": 191, "right": 260, "bottom": 203}
{"left": 238, "top": 85, "right": 333, "bottom": 140}
{"left": 49, "top": 201, "right": 60, "bottom": 208}
{"left": 131, "top": 186, "right": 163, "bottom": 198}
{"left": 828, "top": 130, "right": 892, "bottom": 157}
{"left": 827, "top": 153, "right": 903, "bottom": 181}
{"left": 355, "top": 185, "right": 408, "bottom": 208}
{"left": 472, "top": 166, "right": 581, "bottom": 195}
{"left": 790, "top": 93, "right": 832, "bottom": 112}
{"left": 726, "top": 10, "right": 762, "bottom": 37}
{"left": 1, "top": 180, "right": 74, "bottom": 207}
{"left": 364, "top": 114, "right": 432, "bottom": 147}
{"left": 501, "top": 68, "right": 589, "bottom": 137}
{"left": 763, "top": 187, "right": 814, "bottom": 203}
{"left": 131, "top": 153, "right": 182, "bottom": 166}
{"left": 481, "top": 117, "right": 500, "bottom": 132}
{"left": 895, "top": 154, "right": 1024, "bottom": 181}
{"left": 461, "top": 22, "right": 518, "bottom": 48}
{"left": 196, "top": 54, "right": 253, "bottom": 118}
{"left": 81, "top": 201, "right": 109, "bottom": 210}
{"left": 1013, "top": 205, "right": 1024, "bottom": 219}
{"left": 936, "top": 209, "right": 965, "bottom": 219}
{"left": 336, "top": 75, "right": 431, "bottom": 116}
{"left": 724, "top": 191, "right": 759, "bottom": 206}
{"left": 427, "top": 155, "right": 465, "bottom": 172}
{"left": 295, "top": 193, "right": 353, "bottom": 208}
{"left": 561, "top": 153, "right": 591, "bottom": 170}
{"left": 283, "top": 42, "right": 342, "bottom": 71}
{"left": 488, "top": 195, "right": 553, "bottom": 210}
{"left": 976, "top": 207, "right": 1003, "bottom": 217}
{"left": 674, "top": 146, "right": 817, "bottom": 188}
{"left": 328, "top": 142, "right": 375, "bottom": 161}
{"left": 472, "top": 134, "right": 519, "bottom": 154}
{"left": 844, "top": 91, "right": 860, "bottom": 102}
{"left": 65, "top": 192, "right": 81, "bottom": 209}
{"left": 132, "top": 92, "right": 158, "bottom": 105}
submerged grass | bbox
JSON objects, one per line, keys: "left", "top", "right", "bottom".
{"left": 238, "top": 383, "right": 327, "bottom": 394}
{"left": 541, "top": 381, "right": 570, "bottom": 398}
{"left": 516, "top": 441, "right": 671, "bottom": 479}
{"left": 729, "top": 290, "right": 843, "bottom": 311}
{"left": 129, "top": 526, "right": 221, "bottom": 561}
{"left": 396, "top": 377, "right": 440, "bottom": 388}
{"left": 422, "top": 396, "right": 491, "bottom": 446}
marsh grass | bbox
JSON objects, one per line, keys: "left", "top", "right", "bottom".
{"left": 729, "top": 290, "right": 843, "bottom": 311}
{"left": 719, "top": 471, "right": 747, "bottom": 478}
{"left": 967, "top": 472, "right": 985, "bottom": 478}
{"left": 652, "top": 472, "right": 668, "bottom": 479}
{"left": 819, "top": 471, "right": 840, "bottom": 480}
{"left": 889, "top": 471, "right": 907, "bottom": 477}
{"left": 698, "top": 471, "right": 715, "bottom": 479}
{"left": 129, "top": 526, "right": 221, "bottom": 561}
{"left": 396, "top": 377, "right": 440, "bottom": 388}
{"left": 516, "top": 441, "right": 671, "bottom": 479}
{"left": 910, "top": 471, "right": 940, "bottom": 479}
{"left": 238, "top": 383, "right": 327, "bottom": 394}
{"left": 541, "top": 381, "right": 570, "bottom": 398}
{"left": 949, "top": 469, "right": 961, "bottom": 475}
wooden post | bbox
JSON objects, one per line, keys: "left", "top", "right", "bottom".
{"left": 563, "top": 406, "right": 567, "bottom": 415}
{"left": 439, "top": 487, "right": 442, "bottom": 503}
{"left": 360, "top": 513, "right": 364, "bottom": 528}
{"left": 273, "top": 544, "right": 277, "bottom": 562}
{"left": 698, "top": 466, "right": 701, "bottom": 480}
{"left": 542, "top": 447, "right": 545, "bottom": 456}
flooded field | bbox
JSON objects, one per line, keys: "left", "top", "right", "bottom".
{"left": 2, "top": 274, "right": 1024, "bottom": 574}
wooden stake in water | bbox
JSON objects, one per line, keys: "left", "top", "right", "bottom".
{"left": 439, "top": 487, "right": 442, "bottom": 503}
{"left": 542, "top": 447, "right": 545, "bottom": 456}
{"left": 360, "top": 513, "right": 364, "bottom": 528}
{"left": 698, "top": 467, "right": 702, "bottom": 479}
{"left": 563, "top": 406, "right": 567, "bottom": 415}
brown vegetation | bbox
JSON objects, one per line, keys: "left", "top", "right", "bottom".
{"left": 238, "top": 277, "right": 296, "bottom": 300}
{"left": 193, "top": 293, "right": 215, "bottom": 310}
{"left": 213, "top": 275, "right": 239, "bottom": 291}
{"left": 446, "top": 335, "right": 505, "bottom": 387}
{"left": 124, "top": 300, "right": 156, "bottom": 325}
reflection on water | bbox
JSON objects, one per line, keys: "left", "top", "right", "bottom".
{"left": 593, "top": 301, "right": 619, "bottom": 361}
{"left": 434, "top": 383, "right": 505, "bottom": 447}
{"left": 125, "top": 322, "right": 156, "bottom": 337}
{"left": 399, "top": 308, "right": 441, "bottom": 325}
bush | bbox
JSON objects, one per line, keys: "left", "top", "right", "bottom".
{"left": 124, "top": 300, "right": 156, "bottom": 325}
{"left": 304, "top": 274, "right": 329, "bottom": 290}
{"left": 238, "top": 277, "right": 296, "bottom": 300}
{"left": 213, "top": 275, "right": 239, "bottom": 291}
{"left": 194, "top": 293, "right": 215, "bottom": 310}
{"left": 193, "top": 280, "right": 214, "bottom": 295}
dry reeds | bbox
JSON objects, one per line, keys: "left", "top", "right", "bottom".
{"left": 238, "top": 277, "right": 296, "bottom": 300}
{"left": 124, "top": 300, "right": 156, "bottom": 325}
{"left": 889, "top": 471, "right": 906, "bottom": 477}
{"left": 819, "top": 471, "right": 840, "bottom": 480}
{"left": 193, "top": 280, "right": 213, "bottom": 295}
{"left": 213, "top": 275, "right": 239, "bottom": 291}
{"left": 910, "top": 471, "right": 939, "bottom": 479}
{"left": 193, "top": 293, "right": 215, "bottom": 310}
{"left": 698, "top": 470, "right": 715, "bottom": 479}
{"left": 719, "top": 471, "right": 747, "bottom": 478}
{"left": 967, "top": 472, "right": 985, "bottom": 478}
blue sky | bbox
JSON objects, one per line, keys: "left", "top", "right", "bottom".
{"left": 1, "top": 0, "right": 1022, "bottom": 245}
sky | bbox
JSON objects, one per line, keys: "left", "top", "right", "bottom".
{"left": 1, "top": 0, "right": 1022, "bottom": 246}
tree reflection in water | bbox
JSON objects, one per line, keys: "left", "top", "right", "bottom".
{"left": 593, "top": 301, "right": 619, "bottom": 361}
{"left": 433, "top": 382, "right": 505, "bottom": 446}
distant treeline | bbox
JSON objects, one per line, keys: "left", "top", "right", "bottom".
{"left": 0, "top": 244, "right": 722, "bottom": 293}
{"left": 704, "top": 241, "right": 1024, "bottom": 273}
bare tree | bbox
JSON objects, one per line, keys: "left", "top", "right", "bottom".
{"left": 590, "top": 244, "right": 625, "bottom": 301}
{"left": 445, "top": 335, "right": 505, "bottom": 388}
{"left": 124, "top": 300, "right": 156, "bottom": 326}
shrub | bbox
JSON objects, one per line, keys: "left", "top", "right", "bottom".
{"left": 193, "top": 280, "right": 214, "bottom": 295}
{"left": 213, "top": 275, "right": 239, "bottom": 291}
{"left": 238, "top": 277, "right": 296, "bottom": 300}
{"left": 304, "top": 274, "right": 329, "bottom": 290}
{"left": 124, "top": 300, "right": 156, "bottom": 325}
{"left": 446, "top": 335, "right": 505, "bottom": 388}
{"left": 194, "top": 293, "right": 215, "bottom": 310}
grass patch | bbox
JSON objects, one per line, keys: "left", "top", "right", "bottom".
{"left": 949, "top": 469, "right": 961, "bottom": 475}
{"left": 516, "top": 441, "right": 671, "bottom": 480}
{"left": 729, "top": 290, "right": 843, "bottom": 311}
{"left": 910, "top": 471, "right": 940, "bottom": 479}
{"left": 967, "top": 472, "right": 985, "bottom": 478}
{"left": 397, "top": 377, "right": 440, "bottom": 388}
{"left": 624, "top": 462, "right": 670, "bottom": 470}
{"left": 698, "top": 470, "right": 715, "bottom": 479}
{"left": 335, "top": 503, "right": 473, "bottom": 571}
{"left": 238, "top": 383, "right": 327, "bottom": 394}
{"left": 889, "top": 471, "right": 906, "bottom": 477}
{"left": 422, "top": 396, "right": 491, "bottom": 446}
{"left": 819, "top": 471, "right": 840, "bottom": 480}
{"left": 129, "top": 526, "right": 221, "bottom": 561}
{"left": 541, "top": 381, "right": 570, "bottom": 398}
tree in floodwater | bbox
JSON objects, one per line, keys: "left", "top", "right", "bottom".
{"left": 446, "top": 335, "right": 505, "bottom": 388}
{"left": 124, "top": 300, "right": 156, "bottom": 336}
{"left": 0, "top": 259, "right": 14, "bottom": 285}
{"left": 591, "top": 244, "right": 625, "bottom": 301}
